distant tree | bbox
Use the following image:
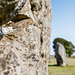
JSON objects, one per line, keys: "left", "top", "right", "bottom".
{"left": 53, "top": 38, "right": 75, "bottom": 57}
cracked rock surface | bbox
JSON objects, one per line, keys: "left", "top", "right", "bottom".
{"left": 0, "top": 0, "right": 27, "bottom": 25}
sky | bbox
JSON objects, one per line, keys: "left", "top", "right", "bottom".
{"left": 50, "top": 0, "right": 75, "bottom": 55}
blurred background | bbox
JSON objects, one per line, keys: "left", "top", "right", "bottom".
{"left": 50, "top": 0, "right": 75, "bottom": 56}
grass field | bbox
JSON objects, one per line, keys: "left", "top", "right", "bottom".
{"left": 48, "top": 58, "right": 75, "bottom": 75}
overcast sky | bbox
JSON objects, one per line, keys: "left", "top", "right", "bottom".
{"left": 50, "top": 0, "right": 75, "bottom": 55}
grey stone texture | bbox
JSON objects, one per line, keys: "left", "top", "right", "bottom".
{"left": 0, "top": 0, "right": 52, "bottom": 75}
{"left": 55, "top": 42, "right": 67, "bottom": 66}
{"left": 0, "top": 0, "right": 28, "bottom": 25}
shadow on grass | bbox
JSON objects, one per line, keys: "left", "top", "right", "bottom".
{"left": 48, "top": 64, "right": 59, "bottom": 67}
{"left": 48, "top": 64, "right": 75, "bottom": 68}
{"left": 48, "top": 64, "right": 65, "bottom": 67}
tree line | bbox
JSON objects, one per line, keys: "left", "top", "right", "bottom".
{"left": 53, "top": 38, "right": 75, "bottom": 57}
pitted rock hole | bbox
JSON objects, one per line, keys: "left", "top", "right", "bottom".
{"left": 0, "top": 59, "right": 6, "bottom": 72}
{"left": 0, "top": 26, "right": 4, "bottom": 40}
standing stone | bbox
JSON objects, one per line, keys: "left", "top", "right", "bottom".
{"left": 55, "top": 42, "right": 67, "bottom": 66}
{"left": 0, "top": 0, "right": 52, "bottom": 75}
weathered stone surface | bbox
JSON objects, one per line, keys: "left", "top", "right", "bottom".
{"left": 0, "top": 0, "right": 27, "bottom": 25}
{"left": 0, "top": 0, "right": 52, "bottom": 75}
{"left": 55, "top": 42, "right": 67, "bottom": 66}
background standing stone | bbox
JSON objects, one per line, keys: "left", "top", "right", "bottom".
{"left": 55, "top": 42, "right": 67, "bottom": 66}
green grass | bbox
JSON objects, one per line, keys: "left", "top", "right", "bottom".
{"left": 48, "top": 58, "right": 75, "bottom": 75}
